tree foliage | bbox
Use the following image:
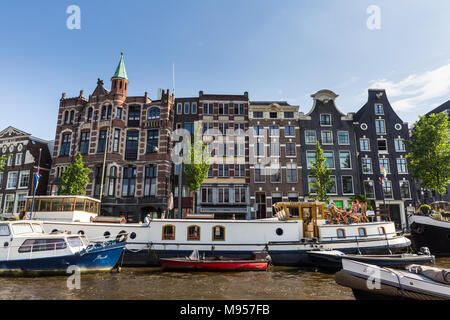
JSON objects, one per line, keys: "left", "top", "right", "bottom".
{"left": 58, "top": 153, "right": 92, "bottom": 196}
{"left": 183, "top": 124, "right": 210, "bottom": 215}
{"left": 406, "top": 112, "right": 450, "bottom": 197}
{"left": 0, "top": 154, "right": 8, "bottom": 172}
{"left": 309, "top": 141, "right": 334, "bottom": 202}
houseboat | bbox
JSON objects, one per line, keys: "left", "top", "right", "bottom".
{"left": 26, "top": 196, "right": 411, "bottom": 267}
{"left": 0, "top": 220, "right": 125, "bottom": 275}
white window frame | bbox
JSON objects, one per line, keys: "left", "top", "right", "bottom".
{"left": 18, "top": 171, "right": 30, "bottom": 189}
{"left": 305, "top": 130, "right": 317, "bottom": 145}
{"left": 6, "top": 171, "right": 18, "bottom": 190}
{"left": 360, "top": 138, "right": 370, "bottom": 151}
{"left": 374, "top": 103, "right": 384, "bottom": 115}
{"left": 339, "top": 151, "right": 352, "bottom": 170}
{"left": 337, "top": 131, "right": 350, "bottom": 145}
{"left": 379, "top": 158, "right": 390, "bottom": 174}
{"left": 399, "top": 180, "right": 412, "bottom": 199}
{"left": 321, "top": 131, "right": 333, "bottom": 145}
{"left": 396, "top": 158, "right": 408, "bottom": 174}
{"left": 375, "top": 119, "right": 386, "bottom": 135}
{"left": 361, "top": 158, "right": 373, "bottom": 174}
{"left": 15, "top": 153, "right": 23, "bottom": 166}
{"left": 177, "top": 103, "right": 182, "bottom": 115}
{"left": 394, "top": 139, "right": 406, "bottom": 152}
{"left": 320, "top": 114, "right": 332, "bottom": 126}
{"left": 286, "top": 164, "right": 298, "bottom": 183}
{"left": 363, "top": 180, "right": 376, "bottom": 199}
{"left": 323, "top": 151, "right": 335, "bottom": 169}
{"left": 341, "top": 175, "right": 355, "bottom": 195}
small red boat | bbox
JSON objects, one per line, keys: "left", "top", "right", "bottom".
{"left": 160, "top": 250, "right": 268, "bottom": 271}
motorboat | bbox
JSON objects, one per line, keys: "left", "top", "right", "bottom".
{"left": 306, "top": 247, "right": 435, "bottom": 269}
{"left": 160, "top": 250, "right": 268, "bottom": 271}
{"left": 0, "top": 220, "right": 126, "bottom": 275}
{"left": 408, "top": 201, "right": 450, "bottom": 256}
{"left": 335, "top": 259, "right": 450, "bottom": 300}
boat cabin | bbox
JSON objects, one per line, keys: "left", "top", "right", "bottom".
{"left": 25, "top": 196, "right": 99, "bottom": 223}
{"left": 273, "top": 202, "right": 325, "bottom": 238}
{"left": 0, "top": 221, "right": 89, "bottom": 262}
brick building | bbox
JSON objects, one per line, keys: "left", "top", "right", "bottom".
{"left": 299, "top": 90, "right": 360, "bottom": 210}
{"left": 249, "top": 101, "right": 302, "bottom": 219}
{"left": 353, "top": 89, "right": 417, "bottom": 229}
{"left": 0, "top": 127, "right": 52, "bottom": 216}
{"left": 48, "top": 53, "right": 175, "bottom": 222}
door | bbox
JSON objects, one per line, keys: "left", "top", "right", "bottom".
{"left": 388, "top": 204, "right": 402, "bottom": 230}
{"left": 256, "top": 193, "right": 266, "bottom": 219}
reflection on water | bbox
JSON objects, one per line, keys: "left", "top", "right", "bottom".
{"left": 0, "top": 258, "right": 448, "bottom": 300}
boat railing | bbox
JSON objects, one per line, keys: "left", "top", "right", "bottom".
{"left": 320, "top": 231, "right": 398, "bottom": 242}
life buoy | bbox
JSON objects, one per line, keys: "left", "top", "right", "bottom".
{"left": 116, "top": 231, "right": 128, "bottom": 243}
{"left": 411, "top": 222, "right": 424, "bottom": 234}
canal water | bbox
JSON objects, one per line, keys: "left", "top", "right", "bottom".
{"left": 0, "top": 258, "right": 448, "bottom": 300}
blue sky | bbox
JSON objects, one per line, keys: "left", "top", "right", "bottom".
{"left": 0, "top": 0, "right": 449, "bottom": 140}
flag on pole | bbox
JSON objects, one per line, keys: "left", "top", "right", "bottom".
{"left": 381, "top": 165, "right": 387, "bottom": 179}
{"left": 34, "top": 167, "right": 40, "bottom": 191}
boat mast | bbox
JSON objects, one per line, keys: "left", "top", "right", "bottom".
{"left": 29, "top": 148, "right": 42, "bottom": 220}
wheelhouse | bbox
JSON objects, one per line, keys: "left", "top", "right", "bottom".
{"left": 273, "top": 202, "right": 325, "bottom": 238}
{"left": 25, "top": 196, "right": 100, "bottom": 222}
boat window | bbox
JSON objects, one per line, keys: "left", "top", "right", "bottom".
{"left": 378, "top": 227, "right": 386, "bottom": 235}
{"left": 187, "top": 225, "right": 201, "bottom": 241}
{"left": 39, "top": 199, "right": 51, "bottom": 212}
{"left": 162, "top": 225, "right": 175, "bottom": 240}
{"left": 337, "top": 229, "right": 346, "bottom": 239}
{"left": 51, "top": 198, "right": 64, "bottom": 211}
{"left": 31, "top": 224, "right": 44, "bottom": 234}
{"left": 316, "top": 206, "right": 322, "bottom": 218}
{"left": 289, "top": 207, "right": 300, "bottom": 218}
{"left": 63, "top": 198, "right": 75, "bottom": 211}
{"left": 104, "top": 231, "right": 111, "bottom": 239}
{"left": 0, "top": 225, "right": 10, "bottom": 236}
{"left": 212, "top": 226, "right": 225, "bottom": 241}
{"left": 12, "top": 223, "right": 34, "bottom": 235}
{"left": 18, "top": 239, "right": 67, "bottom": 253}
{"left": 358, "top": 228, "right": 367, "bottom": 237}
{"left": 67, "top": 237, "right": 83, "bottom": 247}
{"left": 75, "top": 199, "right": 85, "bottom": 211}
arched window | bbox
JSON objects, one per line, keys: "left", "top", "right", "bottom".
{"left": 101, "top": 106, "right": 107, "bottom": 120}
{"left": 212, "top": 226, "right": 225, "bottom": 241}
{"left": 162, "top": 225, "right": 175, "bottom": 240}
{"left": 63, "top": 111, "right": 69, "bottom": 124}
{"left": 147, "top": 107, "right": 160, "bottom": 120}
{"left": 337, "top": 229, "right": 346, "bottom": 239}
{"left": 87, "top": 107, "right": 93, "bottom": 122}
{"left": 358, "top": 227, "right": 367, "bottom": 237}
{"left": 69, "top": 110, "right": 75, "bottom": 124}
{"left": 187, "top": 225, "right": 200, "bottom": 241}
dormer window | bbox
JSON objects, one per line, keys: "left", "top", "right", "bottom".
{"left": 375, "top": 104, "right": 384, "bottom": 115}
{"left": 320, "top": 114, "right": 331, "bottom": 126}
{"left": 270, "top": 112, "right": 278, "bottom": 119}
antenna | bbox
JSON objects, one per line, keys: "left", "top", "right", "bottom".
{"left": 172, "top": 62, "right": 175, "bottom": 94}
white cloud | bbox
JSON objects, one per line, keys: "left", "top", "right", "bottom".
{"left": 368, "top": 62, "right": 450, "bottom": 111}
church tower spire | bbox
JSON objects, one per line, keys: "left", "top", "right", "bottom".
{"left": 111, "top": 52, "right": 129, "bottom": 96}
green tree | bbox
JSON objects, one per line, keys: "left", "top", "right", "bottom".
{"left": 0, "top": 154, "right": 8, "bottom": 171}
{"left": 183, "top": 126, "right": 210, "bottom": 216}
{"left": 309, "top": 141, "right": 334, "bottom": 202}
{"left": 58, "top": 153, "right": 92, "bottom": 196}
{"left": 406, "top": 112, "right": 450, "bottom": 200}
